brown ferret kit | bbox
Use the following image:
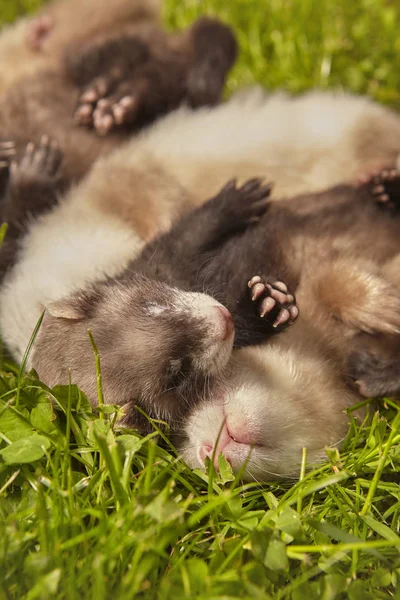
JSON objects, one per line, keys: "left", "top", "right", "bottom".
{"left": 2, "top": 137, "right": 400, "bottom": 479}
{"left": 0, "top": 10, "right": 237, "bottom": 186}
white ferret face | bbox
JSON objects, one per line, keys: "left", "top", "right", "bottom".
{"left": 180, "top": 342, "right": 359, "bottom": 481}
{"left": 31, "top": 276, "right": 235, "bottom": 424}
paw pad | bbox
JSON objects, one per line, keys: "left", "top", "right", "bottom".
{"left": 370, "top": 169, "right": 400, "bottom": 209}
{"left": 248, "top": 275, "right": 298, "bottom": 328}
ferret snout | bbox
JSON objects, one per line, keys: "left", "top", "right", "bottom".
{"left": 212, "top": 305, "right": 235, "bottom": 341}
{"left": 177, "top": 293, "right": 235, "bottom": 349}
{"left": 199, "top": 418, "right": 252, "bottom": 469}
{"left": 188, "top": 298, "right": 235, "bottom": 376}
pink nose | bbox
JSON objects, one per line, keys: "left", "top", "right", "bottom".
{"left": 216, "top": 305, "right": 234, "bottom": 340}
{"left": 199, "top": 444, "right": 213, "bottom": 463}
{"left": 199, "top": 444, "right": 231, "bottom": 470}
{"left": 199, "top": 423, "right": 233, "bottom": 468}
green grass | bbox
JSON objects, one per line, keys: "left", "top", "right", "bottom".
{"left": 164, "top": 0, "right": 400, "bottom": 104}
{"left": 1, "top": 1, "right": 400, "bottom": 598}
{"left": 1, "top": 369, "right": 399, "bottom": 599}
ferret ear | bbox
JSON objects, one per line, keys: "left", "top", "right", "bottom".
{"left": 46, "top": 290, "right": 101, "bottom": 321}
{"left": 46, "top": 298, "right": 85, "bottom": 321}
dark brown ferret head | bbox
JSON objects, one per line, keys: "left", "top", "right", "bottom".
{"left": 31, "top": 275, "right": 234, "bottom": 429}
{"left": 186, "top": 17, "right": 238, "bottom": 107}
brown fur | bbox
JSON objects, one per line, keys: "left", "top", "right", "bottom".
{"left": 55, "top": 94, "right": 400, "bottom": 246}
{"left": 0, "top": 0, "right": 161, "bottom": 94}
{"left": 119, "top": 176, "right": 400, "bottom": 399}
{"left": 0, "top": 13, "right": 237, "bottom": 184}
{"left": 32, "top": 277, "right": 235, "bottom": 431}
{"left": 23, "top": 176, "right": 374, "bottom": 437}
{"left": 90, "top": 160, "right": 195, "bottom": 240}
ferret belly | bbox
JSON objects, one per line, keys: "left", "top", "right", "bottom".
{"left": 85, "top": 87, "right": 400, "bottom": 243}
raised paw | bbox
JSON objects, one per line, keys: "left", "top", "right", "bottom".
{"left": 0, "top": 140, "right": 16, "bottom": 169}
{"left": 248, "top": 275, "right": 299, "bottom": 329}
{"left": 26, "top": 14, "right": 55, "bottom": 51}
{"left": 75, "top": 76, "right": 138, "bottom": 135}
{"left": 74, "top": 76, "right": 113, "bottom": 131}
{"left": 348, "top": 349, "right": 400, "bottom": 398}
{"left": 92, "top": 92, "right": 137, "bottom": 136}
{"left": 346, "top": 332, "right": 400, "bottom": 398}
{"left": 215, "top": 178, "right": 272, "bottom": 232}
{"left": 355, "top": 161, "right": 392, "bottom": 187}
{"left": 10, "top": 135, "right": 63, "bottom": 185}
{"left": 369, "top": 168, "right": 400, "bottom": 209}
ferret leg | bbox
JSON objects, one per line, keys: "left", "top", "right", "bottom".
{"left": 88, "top": 17, "right": 238, "bottom": 133}
{"left": 134, "top": 178, "right": 272, "bottom": 281}
{"left": 184, "top": 17, "right": 238, "bottom": 108}
{"left": 86, "top": 79, "right": 146, "bottom": 136}
{"left": 248, "top": 276, "right": 298, "bottom": 328}
{"left": 67, "top": 36, "right": 150, "bottom": 132}
{"left": 347, "top": 332, "right": 400, "bottom": 397}
{"left": 3, "top": 136, "right": 63, "bottom": 235}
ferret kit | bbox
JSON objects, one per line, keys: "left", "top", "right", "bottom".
{"left": 0, "top": 0, "right": 237, "bottom": 184}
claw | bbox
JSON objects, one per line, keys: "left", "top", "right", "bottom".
{"left": 273, "top": 308, "right": 290, "bottom": 328}
{"left": 259, "top": 296, "right": 276, "bottom": 318}
{"left": 248, "top": 275, "right": 298, "bottom": 328}
{"left": 251, "top": 282, "right": 267, "bottom": 301}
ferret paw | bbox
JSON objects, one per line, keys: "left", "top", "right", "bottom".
{"left": 74, "top": 76, "right": 112, "bottom": 130}
{"left": 26, "top": 15, "right": 54, "bottom": 51}
{"left": 75, "top": 78, "right": 137, "bottom": 135}
{"left": 10, "top": 135, "right": 63, "bottom": 185}
{"left": 216, "top": 178, "right": 272, "bottom": 230}
{"left": 369, "top": 168, "right": 400, "bottom": 209}
{"left": 0, "top": 140, "right": 16, "bottom": 169}
{"left": 248, "top": 276, "right": 299, "bottom": 329}
{"left": 355, "top": 161, "right": 392, "bottom": 187}
{"left": 348, "top": 350, "right": 400, "bottom": 398}
{"left": 92, "top": 91, "right": 137, "bottom": 136}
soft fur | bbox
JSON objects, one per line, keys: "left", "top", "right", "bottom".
{"left": 0, "top": 0, "right": 161, "bottom": 94}
{"left": 20, "top": 86, "right": 400, "bottom": 245}
{"left": 0, "top": 15, "right": 237, "bottom": 184}
{"left": 123, "top": 174, "right": 400, "bottom": 479}
{"left": 3, "top": 88, "right": 400, "bottom": 479}
{"left": 180, "top": 331, "right": 358, "bottom": 480}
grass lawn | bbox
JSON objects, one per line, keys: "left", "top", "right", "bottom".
{"left": 1, "top": 1, "right": 400, "bottom": 598}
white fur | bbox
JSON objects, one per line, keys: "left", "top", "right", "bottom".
{"left": 115, "top": 87, "right": 400, "bottom": 200}
{"left": 0, "top": 187, "right": 144, "bottom": 362}
{"left": 173, "top": 291, "right": 234, "bottom": 374}
{"left": 181, "top": 337, "right": 358, "bottom": 481}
